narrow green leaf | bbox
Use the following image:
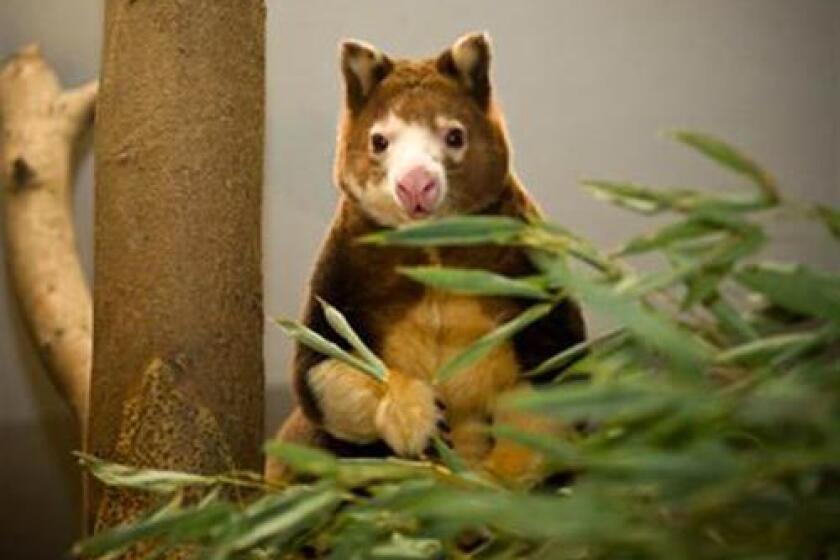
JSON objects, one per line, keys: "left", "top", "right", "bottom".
{"left": 77, "top": 452, "right": 217, "bottom": 494}
{"left": 769, "top": 324, "right": 839, "bottom": 368}
{"left": 814, "top": 204, "right": 840, "bottom": 240}
{"left": 736, "top": 264, "right": 840, "bottom": 324}
{"left": 335, "top": 458, "right": 437, "bottom": 487}
{"left": 587, "top": 443, "right": 743, "bottom": 497}
{"left": 359, "top": 216, "right": 526, "bottom": 247}
{"left": 681, "top": 270, "right": 726, "bottom": 309}
{"left": 317, "top": 297, "right": 387, "bottom": 379}
{"left": 704, "top": 226, "right": 765, "bottom": 269}
{"left": 490, "top": 423, "right": 581, "bottom": 464}
{"left": 272, "top": 317, "right": 386, "bottom": 383}
{"left": 583, "top": 180, "right": 675, "bottom": 214}
{"left": 524, "top": 328, "right": 627, "bottom": 379}
{"left": 672, "top": 131, "right": 779, "bottom": 204}
{"left": 687, "top": 206, "right": 758, "bottom": 231}
{"left": 403, "top": 489, "right": 629, "bottom": 542}
{"left": 159, "top": 497, "right": 234, "bottom": 543}
{"left": 509, "top": 382, "right": 684, "bottom": 424}
{"left": 435, "top": 303, "right": 553, "bottom": 382}
{"left": 585, "top": 179, "right": 766, "bottom": 216}
{"left": 616, "top": 259, "right": 704, "bottom": 298}
{"left": 526, "top": 229, "right": 623, "bottom": 279}
{"left": 543, "top": 259, "right": 711, "bottom": 373}
{"left": 74, "top": 499, "right": 232, "bottom": 557}
{"left": 326, "top": 516, "right": 387, "bottom": 559}
{"left": 716, "top": 331, "right": 823, "bottom": 365}
{"left": 371, "top": 533, "right": 443, "bottom": 559}
{"left": 227, "top": 488, "right": 341, "bottom": 551}
{"left": 619, "top": 219, "right": 718, "bottom": 255}
{"left": 706, "top": 296, "right": 760, "bottom": 341}
{"left": 264, "top": 441, "right": 338, "bottom": 478}
{"left": 622, "top": 227, "right": 763, "bottom": 299}
{"left": 399, "top": 266, "right": 551, "bottom": 300}
{"left": 430, "top": 436, "right": 468, "bottom": 474}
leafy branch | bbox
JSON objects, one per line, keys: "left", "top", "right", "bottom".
{"left": 77, "top": 132, "right": 840, "bottom": 559}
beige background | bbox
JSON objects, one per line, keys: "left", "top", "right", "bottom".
{"left": 1, "top": 1, "right": 838, "bottom": 557}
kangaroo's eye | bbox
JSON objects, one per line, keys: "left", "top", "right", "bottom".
{"left": 444, "top": 127, "right": 465, "bottom": 149}
{"left": 370, "top": 133, "right": 389, "bottom": 154}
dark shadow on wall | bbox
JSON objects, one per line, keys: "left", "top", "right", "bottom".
{"left": 0, "top": 418, "right": 80, "bottom": 560}
{"left": 0, "top": 292, "right": 82, "bottom": 559}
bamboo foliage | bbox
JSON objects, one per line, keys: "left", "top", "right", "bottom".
{"left": 76, "top": 133, "right": 840, "bottom": 559}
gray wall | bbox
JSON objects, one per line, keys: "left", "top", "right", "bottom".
{"left": 1, "top": 1, "right": 838, "bottom": 557}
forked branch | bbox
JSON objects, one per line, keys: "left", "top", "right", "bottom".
{"left": 0, "top": 44, "right": 96, "bottom": 429}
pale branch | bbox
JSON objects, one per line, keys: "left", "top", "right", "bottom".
{"left": 0, "top": 43, "right": 96, "bottom": 429}
{"left": 57, "top": 80, "right": 99, "bottom": 137}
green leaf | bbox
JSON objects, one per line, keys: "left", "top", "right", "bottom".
{"left": 616, "top": 259, "right": 704, "bottom": 298}
{"left": 620, "top": 226, "right": 763, "bottom": 299}
{"left": 672, "top": 131, "right": 779, "bottom": 204}
{"left": 815, "top": 204, "right": 840, "bottom": 240}
{"left": 326, "top": 516, "right": 387, "bottom": 559}
{"left": 587, "top": 443, "right": 743, "bottom": 498}
{"left": 226, "top": 488, "right": 341, "bottom": 551}
{"left": 490, "top": 423, "right": 581, "bottom": 464}
{"left": 526, "top": 229, "right": 623, "bottom": 279}
{"left": 509, "top": 381, "right": 684, "bottom": 424}
{"left": 399, "top": 266, "right": 551, "bottom": 300}
{"left": 335, "top": 459, "right": 437, "bottom": 487}
{"left": 77, "top": 452, "right": 217, "bottom": 494}
{"left": 359, "top": 216, "right": 526, "bottom": 247}
{"left": 403, "top": 489, "right": 630, "bottom": 542}
{"left": 430, "top": 436, "right": 468, "bottom": 474}
{"left": 435, "top": 303, "right": 553, "bottom": 382}
{"left": 681, "top": 270, "right": 726, "bottom": 309}
{"left": 716, "top": 331, "right": 824, "bottom": 365}
{"left": 706, "top": 295, "right": 760, "bottom": 341}
{"left": 317, "top": 297, "right": 388, "bottom": 380}
{"left": 264, "top": 441, "right": 338, "bottom": 478}
{"left": 736, "top": 264, "right": 840, "bottom": 324}
{"left": 524, "top": 328, "right": 627, "bottom": 379}
{"left": 584, "top": 179, "right": 766, "bottom": 216}
{"left": 74, "top": 497, "right": 233, "bottom": 557}
{"left": 703, "top": 225, "right": 765, "bottom": 268}
{"left": 619, "top": 219, "right": 719, "bottom": 255}
{"left": 370, "top": 533, "right": 443, "bottom": 559}
{"left": 272, "top": 317, "right": 386, "bottom": 383}
{"left": 543, "top": 259, "right": 711, "bottom": 374}
{"left": 583, "top": 180, "right": 678, "bottom": 214}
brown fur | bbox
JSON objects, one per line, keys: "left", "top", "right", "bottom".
{"left": 269, "top": 34, "right": 585, "bottom": 486}
{"left": 335, "top": 41, "right": 509, "bottom": 223}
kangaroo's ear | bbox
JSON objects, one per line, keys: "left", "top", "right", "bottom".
{"left": 340, "top": 39, "right": 393, "bottom": 112}
{"left": 436, "top": 32, "right": 492, "bottom": 109}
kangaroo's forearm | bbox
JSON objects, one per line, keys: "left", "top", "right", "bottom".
{"left": 306, "top": 358, "right": 385, "bottom": 443}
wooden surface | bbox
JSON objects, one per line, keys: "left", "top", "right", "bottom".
{"left": 89, "top": 0, "right": 266, "bottom": 535}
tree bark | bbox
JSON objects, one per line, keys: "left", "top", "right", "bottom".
{"left": 0, "top": 44, "right": 96, "bottom": 429}
{"left": 89, "top": 0, "right": 266, "bottom": 534}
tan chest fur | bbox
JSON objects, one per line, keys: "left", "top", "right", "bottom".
{"left": 380, "top": 287, "right": 521, "bottom": 419}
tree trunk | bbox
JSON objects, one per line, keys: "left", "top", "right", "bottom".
{"left": 88, "top": 0, "right": 266, "bottom": 535}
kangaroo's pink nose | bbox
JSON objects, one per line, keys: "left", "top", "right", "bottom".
{"left": 396, "top": 166, "right": 440, "bottom": 217}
